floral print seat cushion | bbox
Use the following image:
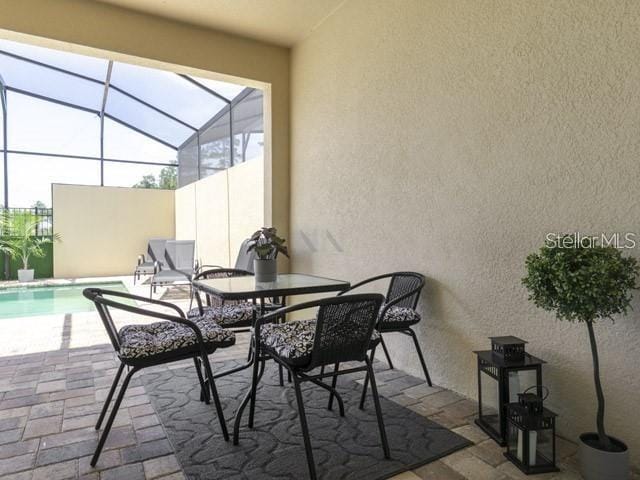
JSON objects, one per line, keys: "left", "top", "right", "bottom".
{"left": 187, "top": 303, "right": 254, "bottom": 327}
{"left": 379, "top": 306, "right": 421, "bottom": 330}
{"left": 259, "top": 319, "right": 381, "bottom": 367}
{"left": 118, "top": 317, "right": 235, "bottom": 360}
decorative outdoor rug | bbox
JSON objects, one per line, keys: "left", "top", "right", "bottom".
{"left": 140, "top": 359, "right": 471, "bottom": 480}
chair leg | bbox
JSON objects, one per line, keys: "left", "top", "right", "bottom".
{"left": 327, "top": 362, "right": 339, "bottom": 411}
{"left": 278, "top": 364, "right": 284, "bottom": 386}
{"left": 233, "top": 350, "right": 264, "bottom": 445}
{"left": 200, "top": 352, "right": 229, "bottom": 441}
{"left": 379, "top": 335, "right": 394, "bottom": 369}
{"left": 193, "top": 356, "right": 210, "bottom": 404}
{"left": 149, "top": 282, "right": 153, "bottom": 299}
{"left": 91, "top": 366, "right": 137, "bottom": 467}
{"left": 365, "top": 357, "right": 391, "bottom": 459}
{"left": 95, "top": 363, "right": 124, "bottom": 430}
{"left": 133, "top": 271, "right": 137, "bottom": 285}
{"left": 360, "top": 345, "right": 377, "bottom": 410}
{"left": 248, "top": 359, "right": 266, "bottom": 428}
{"left": 407, "top": 329, "right": 432, "bottom": 387}
{"left": 292, "top": 373, "right": 318, "bottom": 480}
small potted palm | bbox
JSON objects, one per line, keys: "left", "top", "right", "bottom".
{"left": 247, "top": 227, "right": 289, "bottom": 282}
{"left": 522, "top": 235, "right": 638, "bottom": 480}
{"left": 0, "top": 210, "right": 60, "bottom": 282}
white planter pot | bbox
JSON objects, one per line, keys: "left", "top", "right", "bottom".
{"left": 579, "top": 433, "right": 629, "bottom": 480}
{"left": 17, "top": 269, "right": 35, "bottom": 282}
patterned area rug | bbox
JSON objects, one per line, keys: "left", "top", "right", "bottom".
{"left": 141, "top": 359, "right": 471, "bottom": 480}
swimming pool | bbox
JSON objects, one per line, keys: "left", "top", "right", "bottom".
{"left": 0, "top": 282, "right": 130, "bottom": 319}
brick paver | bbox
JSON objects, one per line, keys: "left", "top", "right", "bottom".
{"left": 0, "top": 279, "right": 636, "bottom": 480}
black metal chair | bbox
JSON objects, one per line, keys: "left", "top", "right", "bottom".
{"left": 235, "top": 294, "right": 390, "bottom": 480}
{"left": 188, "top": 268, "right": 256, "bottom": 330}
{"left": 83, "top": 288, "right": 235, "bottom": 467}
{"left": 337, "top": 272, "right": 430, "bottom": 409}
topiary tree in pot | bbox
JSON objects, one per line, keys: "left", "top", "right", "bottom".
{"left": 522, "top": 235, "right": 638, "bottom": 480}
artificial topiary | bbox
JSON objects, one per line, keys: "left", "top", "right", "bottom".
{"left": 522, "top": 235, "right": 638, "bottom": 451}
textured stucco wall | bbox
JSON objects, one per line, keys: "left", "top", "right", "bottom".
{"left": 291, "top": 0, "right": 640, "bottom": 464}
{"left": 53, "top": 185, "right": 175, "bottom": 277}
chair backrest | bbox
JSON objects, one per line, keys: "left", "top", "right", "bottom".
{"left": 165, "top": 240, "right": 195, "bottom": 272}
{"left": 308, "top": 293, "right": 384, "bottom": 370}
{"left": 386, "top": 272, "right": 425, "bottom": 309}
{"left": 234, "top": 238, "right": 278, "bottom": 273}
{"left": 193, "top": 268, "right": 252, "bottom": 306}
{"left": 147, "top": 238, "right": 170, "bottom": 264}
{"left": 84, "top": 287, "right": 187, "bottom": 355}
{"left": 83, "top": 288, "right": 123, "bottom": 353}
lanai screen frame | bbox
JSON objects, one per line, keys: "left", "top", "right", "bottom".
{"left": 0, "top": 45, "right": 258, "bottom": 207}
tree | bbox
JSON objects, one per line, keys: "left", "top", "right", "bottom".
{"left": 522, "top": 236, "right": 638, "bottom": 451}
{"left": 158, "top": 166, "right": 177, "bottom": 189}
{"left": 132, "top": 167, "right": 176, "bottom": 190}
{"left": 133, "top": 174, "right": 158, "bottom": 189}
{"left": 31, "top": 201, "right": 47, "bottom": 210}
{"left": 0, "top": 211, "right": 60, "bottom": 270}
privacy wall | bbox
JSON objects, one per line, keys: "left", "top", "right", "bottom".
{"left": 175, "top": 159, "right": 264, "bottom": 267}
{"left": 52, "top": 184, "right": 175, "bottom": 277}
{"left": 290, "top": 0, "right": 640, "bottom": 466}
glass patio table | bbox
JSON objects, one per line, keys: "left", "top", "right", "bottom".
{"left": 192, "top": 273, "right": 350, "bottom": 302}
{"left": 191, "top": 273, "right": 351, "bottom": 441}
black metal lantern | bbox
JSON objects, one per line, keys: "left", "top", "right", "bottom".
{"left": 505, "top": 387, "right": 558, "bottom": 475}
{"left": 474, "top": 337, "right": 545, "bottom": 445}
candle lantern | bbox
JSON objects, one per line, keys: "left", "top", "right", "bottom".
{"left": 505, "top": 386, "right": 558, "bottom": 474}
{"left": 474, "top": 336, "right": 545, "bottom": 445}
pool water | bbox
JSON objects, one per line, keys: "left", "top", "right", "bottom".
{"left": 0, "top": 282, "right": 130, "bottom": 319}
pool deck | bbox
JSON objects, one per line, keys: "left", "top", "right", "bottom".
{"left": 0, "top": 276, "right": 604, "bottom": 480}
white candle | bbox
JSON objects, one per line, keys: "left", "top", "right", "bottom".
{"left": 517, "top": 429, "right": 538, "bottom": 466}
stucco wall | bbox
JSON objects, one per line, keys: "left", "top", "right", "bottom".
{"left": 52, "top": 185, "right": 175, "bottom": 277}
{"left": 291, "top": 0, "right": 640, "bottom": 464}
{"left": 175, "top": 159, "right": 264, "bottom": 267}
{"left": 0, "top": 0, "right": 289, "bottom": 243}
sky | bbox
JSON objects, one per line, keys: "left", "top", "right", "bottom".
{"left": 0, "top": 38, "right": 250, "bottom": 208}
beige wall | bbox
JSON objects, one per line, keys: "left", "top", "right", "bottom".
{"left": 291, "top": 0, "right": 640, "bottom": 465}
{"left": 52, "top": 185, "right": 175, "bottom": 278}
{"left": 175, "top": 159, "right": 264, "bottom": 268}
{"left": 0, "top": 0, "right": 289, "bottom": 243}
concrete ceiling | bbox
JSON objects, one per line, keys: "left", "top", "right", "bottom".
{"left": 96, "top": 0, "right": 345, "bottom": 47}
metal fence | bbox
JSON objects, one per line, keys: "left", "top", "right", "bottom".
{"left": 0, "top": 207, "right": 54, "bottom": 237}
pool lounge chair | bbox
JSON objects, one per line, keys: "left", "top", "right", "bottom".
{"left": 150, "top": 240, "right": 196, "bottom": 298}
{"left": 134, "top": 238, "right": 170, "bottom": 284}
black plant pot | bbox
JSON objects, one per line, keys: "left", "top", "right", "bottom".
{"left": 579, "top": 433, "right": 629, "bottom": 480}
{"left": 254, "top": 258, "right": 277, "bottom": 282}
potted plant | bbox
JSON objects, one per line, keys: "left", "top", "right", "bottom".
{"left": 246, "top": 227, "right": 289, "bottom": 282}
{"left": 0, "top": 210, "right": 60, "bottom": 282}
{"left": 522, "top": 235, "right": 638, "bottom": 480}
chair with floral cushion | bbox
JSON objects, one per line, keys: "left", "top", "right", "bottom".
{"left": 187, "top": 268, "right": 256, "bottom": 329}
{"left": 337, "top": 272, "right": 430, "bottom": 409}
{"left": 236, "top": 293, "right": 389, "bottom": 480}
{"left": 83, "top": 288, "right": 235, "bottom": 467}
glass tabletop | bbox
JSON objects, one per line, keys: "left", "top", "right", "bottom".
{"left": 192, "top": 273, "right": 350, "bottom": 300}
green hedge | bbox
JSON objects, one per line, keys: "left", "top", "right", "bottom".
{"left": 0, "top": 242, "right": 54, "bottom": 280}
